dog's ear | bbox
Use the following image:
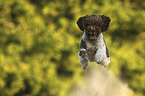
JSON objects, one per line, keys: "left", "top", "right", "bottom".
{"left": 101, "top": 15, "right": 111, "bottom": 32}
{"left": 77, "top": 17, "right": 85, "bottom": 31}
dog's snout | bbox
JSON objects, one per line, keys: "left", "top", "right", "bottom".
{"left": 85, "top": 25, "right": 102, "bottom": 40}
{"left": 90, "top": 31, "right": 95, "bottom": 34}
{"left": 90, "top": 32, "right": 95, "bottom": 35}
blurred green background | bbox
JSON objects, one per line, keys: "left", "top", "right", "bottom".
{"left": 0, "top": 0, "right": 145, "bottom": 96}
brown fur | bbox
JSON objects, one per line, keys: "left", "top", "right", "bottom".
{"left": 77, "top": 14, "right": 111, "bottom": 32}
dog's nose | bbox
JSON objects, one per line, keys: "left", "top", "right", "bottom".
{"left": 90, "top": 30, "right": 96, "bottom": 35}
{"left": 90, "top": 30, "right": 95, "bottom": 34}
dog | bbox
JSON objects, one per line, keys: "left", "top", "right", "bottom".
{"left": 77, "top": 14, "right": 111, "bottom": 70}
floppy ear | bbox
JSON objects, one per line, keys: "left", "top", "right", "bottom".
{"left": 101, "top": 15, "right": 111, "bottom": 32}
{"left": 77, "top": 17, "right": 85, "bottom": 31}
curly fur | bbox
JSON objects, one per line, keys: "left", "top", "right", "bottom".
{"left": 77, "top": 14, "right": 111, "bottom": 32}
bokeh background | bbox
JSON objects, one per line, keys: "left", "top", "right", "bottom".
{"left": 0, "top": 0, "right": 145, "bottom": 96}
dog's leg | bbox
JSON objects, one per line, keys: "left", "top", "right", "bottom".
{"left": 101, "top": 39, "right": 110, "bottom": 67}
{"left": 78, "top": 55, "right": 89, "bottom": 70}
{"left": 95, "top": 48, "right": 110, "bottom": 67}
{"left": 78, "top": 39, "right": 88, "bottom": 70}
{"left": 95, "top": 49, "right": 106, "bottom": 63}
{"left": 78, "top": 49, "right": 89, "bottom": 70}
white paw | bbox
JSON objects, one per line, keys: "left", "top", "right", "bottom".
{"left": 101, "top": 57, "right": 110, "bottom": 67}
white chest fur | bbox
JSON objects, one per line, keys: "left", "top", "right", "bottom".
{"left": 82, "top": 33, "right": 107, "bottom": 62}
{"left": 82, "top": 33, "right": 105, "bottom": 48}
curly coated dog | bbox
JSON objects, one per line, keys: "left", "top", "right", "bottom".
{"left": 77, "top": 14, "right": 111, "bottom": 70}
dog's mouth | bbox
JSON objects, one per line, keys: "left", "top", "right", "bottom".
{"left": 88, "top": 34, "right": 97, "bottom": 40}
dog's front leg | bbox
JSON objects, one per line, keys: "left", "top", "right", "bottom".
{"left": 95, "top": 49, "right": 106, "bottom": 64}
{"left": 78, "top": 39, "right": 88, "bottom": 70}
{"left": 78, "top": 49, "right": 88, "bottom": 70}
{"left": 95, "top": 48, "right": 110, "bottom": 67}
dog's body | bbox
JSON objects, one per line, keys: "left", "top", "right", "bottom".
{"left": 77, "top": 14, "right": 111, "bottom": 70}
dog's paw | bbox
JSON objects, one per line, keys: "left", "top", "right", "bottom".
{"left": 101, "top": 57, "right": 110, "bottom": 67}
{"left": 96, "top": 57, "right": 102, "bottom": 64}
{"left": 79, "top": 49, "right": 87, "bottom": 58}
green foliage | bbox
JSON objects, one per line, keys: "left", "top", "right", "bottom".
{"left": 0, "top": 0, "right": 145, "bottom": 96}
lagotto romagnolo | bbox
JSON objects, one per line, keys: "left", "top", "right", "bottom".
{"left": 77, "top": 14, "right": 111, "bottom": 70}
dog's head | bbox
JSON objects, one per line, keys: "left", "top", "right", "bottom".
{"left": 77, "top": 14, "right": 111, "bottom": 40}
